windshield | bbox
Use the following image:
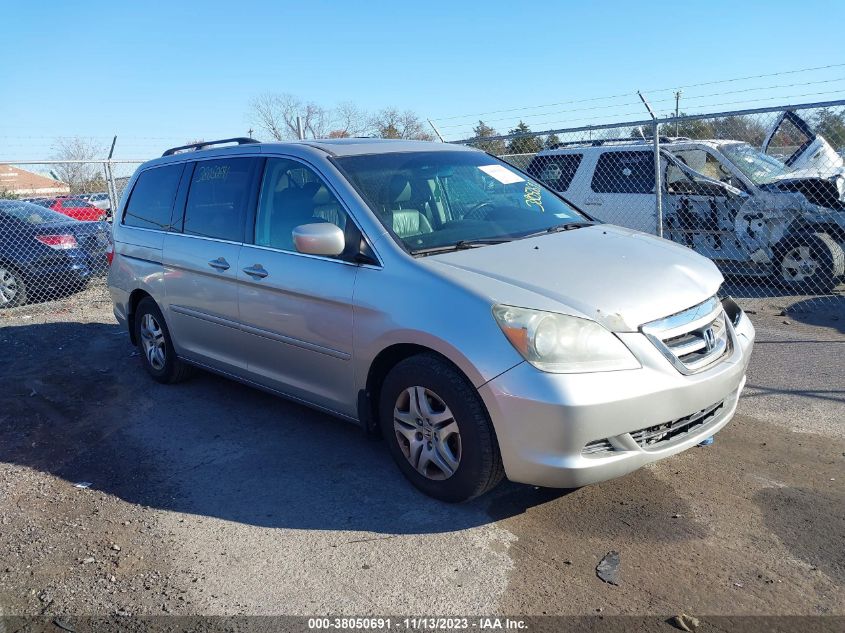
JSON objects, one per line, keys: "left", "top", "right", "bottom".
{"left": 0, "top": 200, "right": 70, "bottom": 224}
{"left": 721, "top": 143, "right": 789, "bottom": 185}
{"left": 335, "top": 151, "right": 587, "bottom": 253}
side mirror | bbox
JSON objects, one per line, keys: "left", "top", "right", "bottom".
{"left": 292, "top": 223, "right": 345, "bottom": 257}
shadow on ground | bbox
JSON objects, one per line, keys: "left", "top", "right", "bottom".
{"left": 785, "top": 296, "right": 845, "bottom": 333}
{"left": 1, "top": 321, "right": 575, "bottom": 535}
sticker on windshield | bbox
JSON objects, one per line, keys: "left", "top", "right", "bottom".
{"left": 478, "top": 164, "right": 524, "bottom": 184}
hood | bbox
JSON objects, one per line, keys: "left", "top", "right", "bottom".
{"left": 423, "top": 225, "right": 723, "bottom": 332}
{"left": 762, "top": 173, "right": 845, "bottom": 209}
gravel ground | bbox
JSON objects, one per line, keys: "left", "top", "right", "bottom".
{"left": 0, "top": 283, "right": 843, "bottom": 628}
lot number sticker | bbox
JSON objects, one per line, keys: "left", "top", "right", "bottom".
{"left": 478, "top": 164, "right": 525, "bottom": 184}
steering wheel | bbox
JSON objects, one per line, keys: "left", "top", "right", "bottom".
{"left": 463, "top": 201, "right": 496, "bottom": 221}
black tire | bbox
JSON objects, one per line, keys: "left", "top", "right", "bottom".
{"left": 378, "top": 354, "right": 505, "bottom": 502}
{"left": 133, "top": 297, "right": 194, "bottom": 384}
{"left": 772, "top": 232, "right": 844, "bottom": 294}
{"left": 0, "top": 264, "right": 27, "bottom": 309}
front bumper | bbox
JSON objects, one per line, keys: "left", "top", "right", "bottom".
{"left": 478, "top": 312, "right": 755, "bottom": 488}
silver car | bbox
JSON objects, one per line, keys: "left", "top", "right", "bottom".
{"left": 108, "top": 137, "right": 755, "bottom": 501}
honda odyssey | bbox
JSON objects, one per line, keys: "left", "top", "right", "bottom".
{"left": 108, "top": 137, "right": 755, "bottom": 501}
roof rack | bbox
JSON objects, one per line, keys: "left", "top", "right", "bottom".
{"left": 162, "top": 137, "right": 259, "bottom": 157}
{"left": 547, "top": 136, "right": 690, "bottom": 150}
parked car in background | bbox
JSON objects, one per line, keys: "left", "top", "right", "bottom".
{"left": 527, "top": 112, "right": 845, "bottom": 293}
{"left": 0, "top": 200, "right": 106, "bottom": 307}
{"left": 109, "top": 137, "right": 754, "bottom": 501}
{"left": 87, "top": 192, "right": 112, "bottom": 214}
{"left": 28, "top": 196, "right": 107, "bottom": 222}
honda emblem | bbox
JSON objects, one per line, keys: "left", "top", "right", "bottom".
{"left": 703, "top": 327, "right": 716, "bottom": 352}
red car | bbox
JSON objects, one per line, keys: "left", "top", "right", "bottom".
{"left": 29, "top": 196, "right": 106, "bottom": 222}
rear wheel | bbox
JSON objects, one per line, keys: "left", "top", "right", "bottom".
{"left": 773, "top": 232, "right": 844, "bottom": 294}
{"left": 0, "top": 265, "right": 27, "bottom": 309}
{"left": 378, "top": 354, "right": 504, "bottom": 502}
{"left": 133, "top": 297, "right": 194, "bottom": 384}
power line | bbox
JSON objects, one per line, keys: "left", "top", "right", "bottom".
{"left": 431, "top": 62, "right": 845, "bottom": 123}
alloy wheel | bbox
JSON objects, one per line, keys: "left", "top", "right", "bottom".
{"left": 140, "top": 313, "right": 166, "bottom": 371}
{"left": 0, "top": 268, "right": 19, "bottom": 307}
{"left": 780, "top": 246, "right": 818, "bottom": 283}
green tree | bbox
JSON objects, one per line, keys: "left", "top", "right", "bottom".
{"left": 469, "top": 120, "right": 506, "bottom": 155}
{"left": 666, "top": 114, "right": 715, "bottom": 139}
{"left": 711, "top": 115, "right": 767, "bottom": 145}
{"left": 506, "top": 121, "right": 543, "bottom": 155}
{"left": 544, "top": 133, "right": 561, "bottom": 149}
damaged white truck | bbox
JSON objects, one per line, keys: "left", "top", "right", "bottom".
{"left": 528, "top": 111, "right": 845, "bottom": 293}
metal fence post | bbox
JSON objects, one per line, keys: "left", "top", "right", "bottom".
{"left": 653, "top": 120, "right": 663, "bottom": 238}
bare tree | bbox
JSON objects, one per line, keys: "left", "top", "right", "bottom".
{"left": 371, "top": 108, "right": 433, "bottom": 140}
{"left": 329, "top": 101, "right": 370, "bottom": 138}
{"left": 51, "top": 137, "right": 107, "bottom": 194}
{"left": 249, "top": 93, "right": 330, "bottom": 140}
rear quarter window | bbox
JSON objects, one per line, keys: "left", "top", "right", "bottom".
{"left": 527, "top": 154, "right": 583, "bottom": 192}
{"left": 123, "top": 164, "right": 184, "bottom": 230}
{"left": 591, "top": 151, "right": 655, "bottom": 194}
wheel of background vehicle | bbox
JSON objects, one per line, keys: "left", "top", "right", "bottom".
{"left": 773, "top": 232, "right": 844, "bottom": 294}
{"left": 0, "top": 265, "right": 27, "bottom": 309}
{"left": 133, "top": 297, "right": 194, "bottom": 384}
{"left": 378, "top": 354, "right": 504, "bottom": 502}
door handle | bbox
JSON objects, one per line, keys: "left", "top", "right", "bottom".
{"left": 243, "top": 264, "right": 268, "bottom": 279}
{"left": 583, "top": 197, "right": 604, "bottom": 206}
{"left": 208, "top": 257, "right": 230, "bottom": 271}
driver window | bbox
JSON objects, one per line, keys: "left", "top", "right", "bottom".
{"left": 255, "top": 158, "right": 348, "bottom": 254}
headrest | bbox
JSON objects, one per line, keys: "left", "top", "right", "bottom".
{"left": 388, "top": 176, "right": 412, "bottom": 203}
{"left": 312, "top": 185, "right": 333, "bottom": 205}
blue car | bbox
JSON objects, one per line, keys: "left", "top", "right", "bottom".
{"left": 0, "top": 199, "right": 110, "bottom": 308}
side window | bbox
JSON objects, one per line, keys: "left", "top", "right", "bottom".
{"left": 671, "top": 150, "right": 727, "bottom": 182}
{"left": 254, "top": 158, "right": 350, "bottom": 254}
{"left": 530, "top": 154, "right": 583, "bottom": 192}
{"left": 183, "top": 158, "right": 258, "bottom": 242}
{"left": 591, "top": 151, "right": 655, "bottom": 194}
{"left": 123, "top": 164, "right": 184, "bottom": 230}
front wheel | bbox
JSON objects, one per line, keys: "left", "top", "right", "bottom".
{"left": 378, "top": 354, "right": 504, "bottom": 502}
{"left": 773, "top": 232, "right": 844, "bottom": 294}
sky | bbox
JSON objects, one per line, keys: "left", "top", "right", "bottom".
{"left": 2, "top": 0, "right": 844, "bottom": 160}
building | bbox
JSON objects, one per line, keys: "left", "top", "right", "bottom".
{"left": 0, "top": 164, "right": 70, "bottom": 196}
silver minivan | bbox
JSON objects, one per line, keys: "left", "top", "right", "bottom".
{"left": 108, "top": 137, "right": 755, "bottom": 501}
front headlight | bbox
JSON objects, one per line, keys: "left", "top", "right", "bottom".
{"left": 492, "top": 305, "right": 641, "bottom": 373}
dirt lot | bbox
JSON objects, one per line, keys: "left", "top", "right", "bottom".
{"left": 1, "top": 285, "right": 843, "bottom": 629}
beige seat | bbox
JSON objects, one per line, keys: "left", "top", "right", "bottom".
{"left": 386, "top": 178, "right": 433, "bottom": 238}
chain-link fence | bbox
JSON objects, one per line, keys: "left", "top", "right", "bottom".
{"left": 0, "top": 160, "right": 142, "bottom": 323}
{"left": 2, "top": 99, "right": 845, "bottom": 325}
{"left": 459, "top": 99, "right": 845, "bottom": 309}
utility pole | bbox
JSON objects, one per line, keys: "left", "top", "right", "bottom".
{"left": 637, "top": 91, "right": 663, "bottom": 238}
{"left": 248, "top": 128, "right": 254, "bottom": 139}
{"left": 674, "top": 90, "right": 682, "bottom": 136}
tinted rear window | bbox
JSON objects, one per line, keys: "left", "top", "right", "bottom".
{"left": 528, "top": 154, "right": 583, "bottom": 192}
{"left": 123, "top": 164, "right": 184, "bottom": 230}
{"left": 591, "top": 151, "right": 655, "bottom": 194}
{"left": 182, "top": 158, "right": 258, "bottom": 242}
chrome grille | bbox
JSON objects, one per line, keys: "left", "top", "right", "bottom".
{"left": 641, "top": 296, "right": 731, "bottom": 374}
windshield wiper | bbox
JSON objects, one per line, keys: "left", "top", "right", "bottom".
{"left": 410, "top": 237, "right": 513, "bottom": 256}
{"left": 520, "top": 221, "right": 596, "bottom": 239}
